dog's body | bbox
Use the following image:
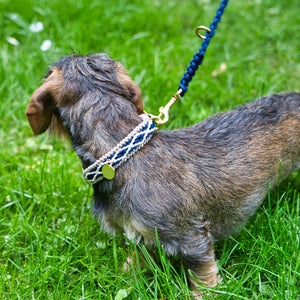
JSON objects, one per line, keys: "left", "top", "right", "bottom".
{"left": 26, "top": 53, "right": 300, "bottom": 293}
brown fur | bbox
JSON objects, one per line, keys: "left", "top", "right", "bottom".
{"left": 26, "top": 53, "right": 300, "bottom": 296}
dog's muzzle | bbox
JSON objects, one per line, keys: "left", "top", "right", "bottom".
{"left": 82, "top": 114, "right": 157, "bottom": 184}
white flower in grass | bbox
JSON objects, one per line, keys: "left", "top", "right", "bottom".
{"left": 29, "top": 21, "right": 44, "bottom": 33}
{"left": 6, "top": 36, "right": 19, "bottom": 46}
{"left": 40, "top": 39, "right": 52, "bottom": 51}
{"left": 212, "top": 62, "right": 227, "bottom": 77}
{"left": 8, "top": 13, "right": 19, "bottom": 21}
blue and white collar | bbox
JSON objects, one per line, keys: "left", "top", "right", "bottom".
{"left": 82, "top": 114, "right": 157, "bottom": 184}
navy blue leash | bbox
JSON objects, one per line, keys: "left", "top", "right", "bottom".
{"left": 148, "top": 0, "right": 230, "bottom": 125}
{"left": 178, "top": 0, "right": 230, "bottom": 97}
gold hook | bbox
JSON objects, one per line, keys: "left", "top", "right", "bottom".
{"left": 147, "top": 89, "right": 182, "bottom": 126}
{"left": 195, "top": 26, "right": 211, "bottom": 40}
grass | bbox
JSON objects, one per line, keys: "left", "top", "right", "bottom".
{"left": 0, "top": 0, "right": 299, "bottom": 298}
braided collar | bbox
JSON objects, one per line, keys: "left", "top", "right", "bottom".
{"left": 82, "top": 114, "right": 157, "bottom": 184}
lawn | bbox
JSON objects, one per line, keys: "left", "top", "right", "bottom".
{"left": 0, "top": 0, "right": 299, "bottom": 299}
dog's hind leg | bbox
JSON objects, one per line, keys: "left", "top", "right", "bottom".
{"left": 184, "top": 247, "right": 219, "bottom": 287}
{"left": 178, "top": 232, "right": 220, "bottom": 297}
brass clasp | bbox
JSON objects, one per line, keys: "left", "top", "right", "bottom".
{"left": 195, "top": 26, "right": 211, "bottom": 40}
{"left": 147, "top": 89, "right": 182, "bottom": 126}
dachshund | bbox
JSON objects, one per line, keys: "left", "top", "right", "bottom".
{"left": 26, "top": 53, "right": 300, "bottom": 296}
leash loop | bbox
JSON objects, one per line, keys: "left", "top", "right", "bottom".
{"left": 195, "top": 26, "right": 211, "bottom": 40}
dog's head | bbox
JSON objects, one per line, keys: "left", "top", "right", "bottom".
{"left": 26, "top": 53, "right": 144, "bottom": 137}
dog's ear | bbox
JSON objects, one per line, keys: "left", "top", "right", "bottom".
{"left": 126, "top": 79, "right": 144, "bottom": 114}
{"left": 117, "top": 66, "right": 144, "bottom": 114}
{"left": 26, "top": 86, "right": 54, "bottom": 135}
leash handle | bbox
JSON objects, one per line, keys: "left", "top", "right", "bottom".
{"left": 178, "top": 0, "right": 230, "bottom": 97}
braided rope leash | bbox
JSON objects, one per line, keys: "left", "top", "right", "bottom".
{"left": 178, "top": 0, "right": 230, "bottom": 97}
{"left": 152, "top": 0, "right": 230, "bottom": 125}
{"left": 83, "top": 114, "right": 157, "bottom": 184}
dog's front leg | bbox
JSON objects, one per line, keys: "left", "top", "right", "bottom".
{"left": 188, "top": 254, "right": 219, "bottom": 287}
{"left": 123, "top": 247, "right": 157, "bottom": 273}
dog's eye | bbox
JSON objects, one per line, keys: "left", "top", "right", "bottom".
{"left": 44, "top": 69, "right": 53, "bottom": 79}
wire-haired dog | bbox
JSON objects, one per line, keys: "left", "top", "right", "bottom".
{"left": 26, "top": 53, "right": 300, "bottom": 296}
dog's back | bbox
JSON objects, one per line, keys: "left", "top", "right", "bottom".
{"left": 117, "top": 92, "right": 300, "bottom": 241}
